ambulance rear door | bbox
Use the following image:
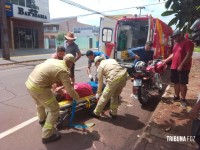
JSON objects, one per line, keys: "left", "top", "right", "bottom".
{"left": 99, "top": 16, "right": 117, "bottom": 58}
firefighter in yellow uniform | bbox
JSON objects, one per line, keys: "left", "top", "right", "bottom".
{"left": 93, "top": 56, "right": 127, "bottom": 119}
{"left": 25, "top": 54, "right": 79, "bottom": 144}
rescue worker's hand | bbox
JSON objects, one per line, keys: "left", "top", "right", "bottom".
{"left": 95, "top": 93, "right": 100, "bottom": 99}
{"left": 55, "top": 86, "right": 64, "bottom": 92}
{"left": 89, "top": 74, "right": 93, "bottom": 81}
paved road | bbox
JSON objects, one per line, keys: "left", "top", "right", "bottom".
{"left": 0, "top": 56, "right": 165, "bottom": 150}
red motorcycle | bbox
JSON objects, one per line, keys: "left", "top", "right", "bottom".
{"left": 132, "top": 59, "right": 167, "bottom": 105}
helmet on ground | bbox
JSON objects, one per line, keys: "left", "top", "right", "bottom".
{"left": 94, "top": 56, "right": 104, "bottom": 64}
{"left": 135, "top": 61, "right": 146, "bottom": 72}
{"left": 155, "top": 61, "right": 167, "bottom": 73}
{"left": 63, "top": 54, "right": 75, "bottom": 63}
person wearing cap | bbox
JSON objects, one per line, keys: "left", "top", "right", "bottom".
{"left": 92, "top": 56, "right": 127, "bottom": 119}
{"left": 127, "top": 41, "right": 154, "bottom": 99}
{"left": 64, "top": 32, "right": 82, "bottom": 84}
{"left": 86, "top": 50, "right": 109, "bottom": 81}
{"left": 51, "top": 46, "right": 66, "bottom": 60}
{"left": 163, "top": 30, "right": 194, "bottom": 107}
{"left": 25, "top": 54, "right": 79, "bottom": 144}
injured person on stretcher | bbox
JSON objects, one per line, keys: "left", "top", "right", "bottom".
{"left": 52, "top": 81, "right": 101, "bottom": 130}
{"left": 52, "top": 81, "right": 98, "bottom": 101}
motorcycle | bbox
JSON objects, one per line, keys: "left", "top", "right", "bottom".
{"left": 131, "top": 59, "right": 167, "bottom": 105}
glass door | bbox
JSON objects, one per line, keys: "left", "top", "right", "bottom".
{"left": 25, "top": 28, "right": 33, "bottom": 48}
{"left": 18, "top": 28, "right": 26, "bottom": 48}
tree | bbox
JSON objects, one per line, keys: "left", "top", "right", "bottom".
{"left": 56, "top": 32, "right": 65, "bottom": 45}
{"left": 161, "top": 0, "right": 200, "bottom": 33}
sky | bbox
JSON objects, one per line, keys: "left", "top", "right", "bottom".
{"left": 49, "top": 0, "right": 174, "bottom": 27}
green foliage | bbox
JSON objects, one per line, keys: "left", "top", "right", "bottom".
{"left": 162, "top": 0, "right": 200, "bottom": 33}
{"left": 56, "top": 32, "right": 65, "bottom": 42}
{"left": 161, "top": 10, "right": 175, "bottom": 16}
{"left": 194, "top": 47, "right": 200, "bottom": 52}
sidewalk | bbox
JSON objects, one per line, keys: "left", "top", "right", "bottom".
{"left": 134, "top": 57, "right": 200, "bottom": 150}
{"left": 0, "top": 48, "right": 87, "bottom": 66}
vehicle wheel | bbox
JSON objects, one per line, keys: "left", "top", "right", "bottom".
{"left": 56, "top": 122, "right": 64, "bottom": 131}
{"left": 137, "top": 83, "right": 150, "bottom": 105}
{"left": 154, "top": 73, "right": 163, "bottom": 92}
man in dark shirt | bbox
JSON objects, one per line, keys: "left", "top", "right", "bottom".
{"left": 128, "top": 41, "right": 154, "bottom": 66}
{"left": 65, "top": 32, "right": 82, "bottom": 84}
{"left": 127, "top": 41, "right": 154, "bottom": 99}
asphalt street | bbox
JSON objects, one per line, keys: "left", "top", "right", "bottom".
{"left": 0, "top": 55, "right": 163, "bottom": 150}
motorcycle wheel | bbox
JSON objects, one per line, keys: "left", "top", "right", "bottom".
{"left": 154, "top": 73, "right": 163, "bottom": 92}
{"left": 137, "top": 82, "right": 150, "bottom": 105}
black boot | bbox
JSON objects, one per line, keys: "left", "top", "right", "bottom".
{"left": 42, "top": 133, "right": 61, "bottom": 144}
{"left": 39, "top": 120, "right": 45, "bottom": 127}
{"left": 109, "top": 111, "right": 117, "bottom": 119}
{"left": 91, "top": 112, "right": 100, "bottom": 119}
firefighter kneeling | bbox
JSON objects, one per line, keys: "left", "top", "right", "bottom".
{"left": 92, "top": 56, "right": 127, "bottom": 119}
{"left": 25, "top": 54, "right": 79, "bottom": 144}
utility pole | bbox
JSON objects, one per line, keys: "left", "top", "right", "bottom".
{"left": 0, "top": 0, "right": 10, "bottom": 60}
{"left": 136, "top": 7, "right": 145, "bottom": 16}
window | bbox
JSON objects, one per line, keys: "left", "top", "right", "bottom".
{"left": 102, "top": 28, "right": 113, "bottom": 43}
{"left": 7, "top": 0, "right": 25, "bottom": 6}
{"left": 19, "top": 0, "right": 25, "bottom": 6}
{"left": 11, "top": 0, "right": 18, "bottom": 5}
{"left": 26, "top": 0, "right": 31, "bottom": 8}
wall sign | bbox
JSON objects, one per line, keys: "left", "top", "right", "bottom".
{"left": 18, "top": 7, "right": 47, "bottom": 19}
{"left": 5, "top": 2, "right": 13, "bottom": 17}
{"left": 12, "top": 3, "right": 50, "bottom": 23}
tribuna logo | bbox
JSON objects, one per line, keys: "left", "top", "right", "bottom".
{"left": 166, "top": 136, "right": 195, "bottom": 142}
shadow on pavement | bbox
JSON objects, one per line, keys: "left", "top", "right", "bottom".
{"left": 98, "top": 113, "right": 145, "bottom": 130}
{"left": 45, "top": 130, "right": 100, "bottom": 150}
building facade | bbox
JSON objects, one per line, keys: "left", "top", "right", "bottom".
{"left": 1, "top": 0, "right": 50, "bottom": 50}
{"left": 44, "top": 17, "right": 99, "bottom": 50}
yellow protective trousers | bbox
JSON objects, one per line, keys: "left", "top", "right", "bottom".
{"left": 26, "top": 79, "right": 59, "bottom": 138}
{"left": 94, "top": 73, "right": 127, "bottom": 115}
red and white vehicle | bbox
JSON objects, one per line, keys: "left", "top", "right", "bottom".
{"left": 99, "top": 15, "right": 173, "bottom": 67}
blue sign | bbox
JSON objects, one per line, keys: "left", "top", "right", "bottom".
{"left": 5, "top": 2, "right": 13, "bottom": 17}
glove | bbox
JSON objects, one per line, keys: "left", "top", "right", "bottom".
{"left": 95, "top": 93, "right": 100, "bottom": 99}
{"left": 89, "top": 74, "right": 94, "bottom": 81}
{"left": 89, "top": 74, "right": 93, "bottom": 79}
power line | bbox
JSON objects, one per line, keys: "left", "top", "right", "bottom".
{"left": 60, "top": 0, "right": 165, "bottom": 19}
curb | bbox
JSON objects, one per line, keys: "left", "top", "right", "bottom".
{"left": 0, "top": 54, "right": 86, "bottom": 66}
{"left": 133, "top": 83, "right": 197, "bottom": 149}
{"left": 0, "top": 59, "right": 47, "bottom": 66}
{"left": 133, "top": 84, "right": 171, "bottom": 149}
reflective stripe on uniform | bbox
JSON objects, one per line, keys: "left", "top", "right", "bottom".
{"left": 43, "top": 122, "right": 53, "bottom": 129}
{"left": 45, "top": 97, "right": 55, "bottom": 105}
{"left": 25, "top": 79, "right": 44, "bottom": 92}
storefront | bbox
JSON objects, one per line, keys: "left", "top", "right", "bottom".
{"left": 3, "top": 0, "right": 50, "bottom": 49}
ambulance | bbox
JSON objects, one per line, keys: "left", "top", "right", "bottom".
{"left": 99, "top": 14, "right": 173, "bottom": 67}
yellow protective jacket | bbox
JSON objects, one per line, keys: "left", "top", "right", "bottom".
{"left": 26, "top": 59, "right": 79, "bottom": 100}
{"left": 97, "top": 59, "right": 127, "bottom": 94}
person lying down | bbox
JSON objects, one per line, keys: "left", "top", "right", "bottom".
{"left": 52, "top": 82, "right": 99, "bottom": 102}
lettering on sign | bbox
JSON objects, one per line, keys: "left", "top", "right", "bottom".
{"left": 18, "top": 7, "right": 47, "bottom": 19}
